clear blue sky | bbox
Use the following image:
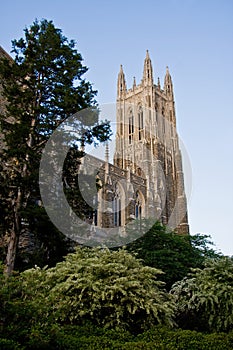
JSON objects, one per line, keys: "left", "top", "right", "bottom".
{"left": 1, "top": 0, "right": 233, "bottom": 255}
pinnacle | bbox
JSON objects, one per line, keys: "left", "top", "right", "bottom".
{"left": 133, "top": 76, "right": 136, "bottom": 87}
{"left": 105, "top": 142, "right": 109, "bottom": 163}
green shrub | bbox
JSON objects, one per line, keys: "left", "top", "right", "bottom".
{"left": 120, "top": 341, "right": 163, "bottom": 349}
{"left": 0, "top": 338, "right": 23, "bottom": 350}
{"left": 16, "top": 324, "right": 132, "bottom": 350}
{"left": 21, "top": 247, "right": 175, "bottom": 332}
{"left": 136, "top": 327, "right": 233, "bottom": 350}
{"left": 171, "top": 257, "right": 233, "bottom": 332}
{"left": 1, "top": 324, "right": 233, "bottom": 349}
{"left": 0, "top": 262, "right": 37, "bottom": 344}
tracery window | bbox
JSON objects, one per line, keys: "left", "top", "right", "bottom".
{"left": 92, "top": 194, "right": 98, "bottom": 226}
{"left": 113, "top": 184, "right": 122, "bottom": 226}
{"left": 138, "top": 106, "right": 143, "bottom": 140}
{"left": 135, "top": 191, "right": 142, "bottom": 220}
{"left": 129, "top": 110, "right": 134, "bottom": 144}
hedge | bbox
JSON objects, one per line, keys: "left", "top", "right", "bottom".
{"left": 1, "top": 325, "right": 233, "bottom": 350}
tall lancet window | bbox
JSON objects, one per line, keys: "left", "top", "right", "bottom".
{"left": 92, "top": 194, "right": 98, "bottom": 226}
{"left": 138, "top": 106, "right": 143, "bottom": 140}
{"left": 129, "top": 110, "right": 134, "bottom": 144}
{"left": 135, "top": 191, "right": 143, "bottom": 220}
{"left": 113, "top": 184, "right": 122, "bottom": 226}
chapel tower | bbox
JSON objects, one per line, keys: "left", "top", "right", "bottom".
{"left": 114, "top": 51, "right": 189, "bottom": 234}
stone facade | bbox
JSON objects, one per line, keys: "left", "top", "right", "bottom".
{"left": 0, "top": 46, "right": 12, "bottom": 115}
{"left": 81, "top": 51, "right": 189, "bottom": 235}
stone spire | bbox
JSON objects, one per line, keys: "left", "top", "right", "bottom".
{"left": 133, "top": 76, "right": 136, "bottom": 89}
{"left": 143, "top": 50, "right": 153, "bottom": 85}
{"left": 164, "top": 66, "right": 174, "bottom": 99}
{"left": 117, "top": 64, "right": 127, "bottom": 98}
{"left": 157, "top": 77, "right": 161, "bottom": 90}
{"left": 105, "top": 141, "right": 109, "bottom": 164}
{"left": 104, "top": 142, "right": 112, "bottom": 184}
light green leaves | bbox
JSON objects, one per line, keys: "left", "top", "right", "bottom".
{"left": 171, "top": 257, "right": 233, "bottom": 332}
{"left": 21, "top": 247, "right": 175, "bottom": 331}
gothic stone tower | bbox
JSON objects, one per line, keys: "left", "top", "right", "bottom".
{"left": 114, "top": 51, "right": 189, "bottom": 234}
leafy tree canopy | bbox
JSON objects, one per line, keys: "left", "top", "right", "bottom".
{"left": 126, "top": 221, "right": 221, "bottom": 290}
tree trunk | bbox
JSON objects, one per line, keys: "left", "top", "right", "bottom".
{"left": 4, "top": 118, "right": 35, "bottom": 275}
{"left": 5, "top": 187, "right": 22, "bottom": 276}
{"left": 5, "top": 227, "right": 20, "bottom": 276}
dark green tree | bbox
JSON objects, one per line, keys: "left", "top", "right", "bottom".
{"left": 0, "top": 19, "right": 111, "bottom": 275}
{"left": 126, "top": 221, "right": 221, "bottom": 290}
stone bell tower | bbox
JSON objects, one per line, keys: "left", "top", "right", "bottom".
{"left": 114, "top": 51, "right": 189, "bottom": 234}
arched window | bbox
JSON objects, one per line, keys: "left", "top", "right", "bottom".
{"left": 135, "top": 191, "right": 143, "bottom": 220}
{"left": 120, "top": 122, "right": 123, "bottom": 135}
{"left": 155, "top": 103, "right": 158, "bottom": 123}
{"left": 137, "top": 167, "right": 142, "bottom": 176}
{"left": 138, "top": 106, "right": 143, "bottom": 140}
{"left": 129, "top": 110, "right": 134, "bottom": 144}
{"left": 113, "top": 184, "right": 122, "bottom": 226}
{"left": 92, "top": 194, "right": 98, "bottom": 226}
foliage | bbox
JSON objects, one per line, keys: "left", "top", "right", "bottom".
{"left": 0, "top": 265, "right": 35, "bottom": 349}
{"left": 135, "top": 326, "right": 233, "bottom": 350}
{"left": 126, "top": 221, "right": 221, "bottom": 290}
{"left": 0, "top": 338, "right": 23, "bottom": 350}
{"left": 170, "top": 257, "right": 233, "bottom": 332}
{"left": 19, "top": 247, "right": 175, "bottom": 332}
{"left": 0, "top": 19, "right": 111, "bottom": 273}
{"left": 0, "top": 259, "right": 232, "bottom": 349}
{"left": 62, "top": 146, "right": 102, "bottom": 224}
{"left": 1, "top": 323, "right": 233, "bottom": 349}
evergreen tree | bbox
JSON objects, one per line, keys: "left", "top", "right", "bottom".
{"left": 0, "top": 19, "right": 111, "bottom": 275}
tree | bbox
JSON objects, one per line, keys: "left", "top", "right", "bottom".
{"left": 20, "top": 247, "right": 175, "bottom": 332}
{"left": 170, "top": 257, "right": 233, "bottom": 332}
{"left": 0, "top": 19, "right": 111, "bottom": 275}
{"left": 126, "top": 221, "right": 221, "bottom": 290}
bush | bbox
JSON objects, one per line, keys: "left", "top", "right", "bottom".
{"left": 22, "top": 326, "right": 233, "bottom": 350}
{"left": 136, "top": 327, "right": 233, "bottom": 350}
{"left": 1, "top": 252, "right": 233, "bottom": 349}
{"left": 0, "top": 338, "right": 23, "bottom": 350}
{"left": 20, "top": 247, "right": 175, "bottom": 332}
{"left": 170, "top": 257, "right": 233, "bottom": 332}
{"left": 1, "top": 323, "right": 233, "bottom": 349}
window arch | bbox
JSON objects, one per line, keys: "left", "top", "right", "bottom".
{"left": 136, "top": 167, "right": 142, "bottom": 176}
{"left": 135, "top": 190, "right": 145, "bottom": 220}
{"left": 95, "top": 178, "right": 103, "bottom": 227}
{"left": 128, "top": 109, "right": 134, "bottom": 144}
{"left": 138, "top": 106, "right": 143, "bottom": 140}
{"left": 155, "top": 103, "right": 158, "bottom": 123}
{"left": 113, "top": 183, "right": 124, "bottom": 227}
{"left": 93, "top": 194, "right": 98, "bottom": 226}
